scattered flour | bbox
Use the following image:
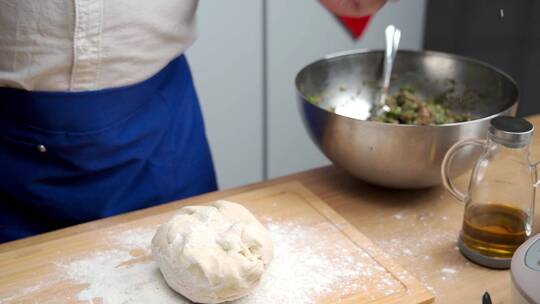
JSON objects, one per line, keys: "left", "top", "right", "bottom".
{"left": 402, "top": 248, "right": 413, "bottom": 256}
{"left": 393, "top": 213, "right": 404, "bottom": 220}
{"left": 237, "top": 221, "right": 402, "bottom": 304}
{"left": 2, "top": 220, "right": 403, "bottom": 303}
{"left": 441, "top": 267, "right": 457, "bottom": 275}
{"left": 59, "top": 249, "right": 183, "bottom": 304}
{"left": 375, "top": 210, "right": 463, "bottom": 294}
{"left": 438, "top": 268, "right": 457, "bottom": 282}
{"left": 0, "top": 283, "right": 51, "bottom": 304}
{"left": 108, "top": 227, "right": 157, "bottom": 250}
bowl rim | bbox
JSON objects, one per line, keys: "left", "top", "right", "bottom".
{"left": 295, "top": 49, "right": 519, "bottom": 129}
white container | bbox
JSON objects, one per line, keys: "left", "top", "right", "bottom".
{"left": 511, "top": 234, "right": 540, "bottom": 304}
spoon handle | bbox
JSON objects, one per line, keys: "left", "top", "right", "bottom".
{"left": 377, "top": 25, "right": 401, "bottom": 113}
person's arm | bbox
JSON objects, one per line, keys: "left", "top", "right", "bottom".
{"left": 319, "top": 0, "right": 387, "bottom": 17}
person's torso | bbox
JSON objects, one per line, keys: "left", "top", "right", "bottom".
{"left": 0, "top": 0, "right": 198, "bottom": 91}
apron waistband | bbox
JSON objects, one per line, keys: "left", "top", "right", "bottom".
{"left": 0, "top": 56, "right": 188, "bottom": 133}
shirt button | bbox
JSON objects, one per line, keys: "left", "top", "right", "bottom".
{"left": 37, "top": 145, "right": 47, "bottom": 153}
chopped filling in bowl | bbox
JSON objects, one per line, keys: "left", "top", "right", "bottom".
{"left": 373, "top": 86, "right": 473, "bottom": 125}
{"left": 307, "top": 85, "right": 474, "bottom": 125}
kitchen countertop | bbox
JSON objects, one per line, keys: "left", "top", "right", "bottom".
{"left": 2, "top": 115, "right": 540, "bottom": 303}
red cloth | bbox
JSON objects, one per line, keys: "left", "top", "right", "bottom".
{"left": 338, "top": 15, "right": 372, "bottom": 39}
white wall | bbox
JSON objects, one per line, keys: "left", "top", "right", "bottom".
{"left": 187, "top": 0, "right": 426, "bottom": 188}
{"left": 186, "top": 0, "right": 264, "bottom": 189}
{"left": 267, "top": 0, "right": 427, "bottom": 179}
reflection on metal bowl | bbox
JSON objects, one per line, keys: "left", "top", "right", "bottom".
{"left": 295, "top": 50, "right": 518, "bottom": 188}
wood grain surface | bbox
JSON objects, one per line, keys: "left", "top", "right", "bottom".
{"left": 0, "top": 182, "right": 433, "bottom": 304}
{"left": 2, "top": 116, "right": 540, "bottom": 303}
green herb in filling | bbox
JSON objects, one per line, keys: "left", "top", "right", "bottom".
{"left": 372, "top": 86, "right": 473, "bottom": 125}
{"left": 307, "top": 95, "right": 321, "bottom": 105}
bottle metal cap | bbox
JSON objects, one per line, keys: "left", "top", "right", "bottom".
{"left": 488, "top": 116, "right": 534, "bottom": 148}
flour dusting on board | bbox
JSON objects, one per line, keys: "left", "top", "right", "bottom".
{"left": 107, "top": 227, "right": 157, "bottom": 250}
{"left": 59, "top": 249, "right": 183, "bottom": 303}
{"left": 375, "top": 210, "right": 465, "bottom": 294}
{"left": 2, "top": 220, "right": 403, "bottom": 303}
{"left": 238, "top": 220, "right": 401, "bottom": 303}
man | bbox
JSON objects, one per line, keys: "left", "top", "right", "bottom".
{"left": 0, "top": 0, "right": 386, "bottom": 243}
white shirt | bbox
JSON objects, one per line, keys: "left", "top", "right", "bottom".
{"left": 0, "top": 0, "right": 198, "bottom": 91}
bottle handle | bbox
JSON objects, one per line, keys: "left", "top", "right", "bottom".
{"left": 533, "top": 161, "right": 540, "bottom": 188}
{"left": 441, "top": 139, "right": 486, "bottom": 202}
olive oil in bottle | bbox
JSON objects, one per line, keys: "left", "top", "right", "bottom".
{"left": 461, "top": 204, "right": 529, "bottom": 259}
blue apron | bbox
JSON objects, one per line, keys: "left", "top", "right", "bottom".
{"left": 0, "top": 56, "right": 217, "bottom": 243}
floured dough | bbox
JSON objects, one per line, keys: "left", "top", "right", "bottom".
{"left": 151, "top": 200, "right": 273, "bottom": 303}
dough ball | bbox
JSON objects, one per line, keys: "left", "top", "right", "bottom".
{"left": 151, "top": 200, "right": 273, "bottom": 303}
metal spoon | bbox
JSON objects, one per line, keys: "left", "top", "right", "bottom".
{"left": 374, "top": 24, "right": 401, "bottom": 116}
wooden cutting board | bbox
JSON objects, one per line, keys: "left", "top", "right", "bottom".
{"left": 0, "top": 182, "right": 434, "bottom": 304}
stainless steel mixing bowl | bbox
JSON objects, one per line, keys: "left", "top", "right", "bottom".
{"left": 296, "top": 50, "right": 518, "bottom": 188}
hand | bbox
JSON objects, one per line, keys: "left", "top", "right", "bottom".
{"left": 319, "top": 0, "right": 387, "bottom": 17}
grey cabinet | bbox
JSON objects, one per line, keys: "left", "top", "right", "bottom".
{"left": 187, "top": 0, "right": 264, "bottom": 189}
